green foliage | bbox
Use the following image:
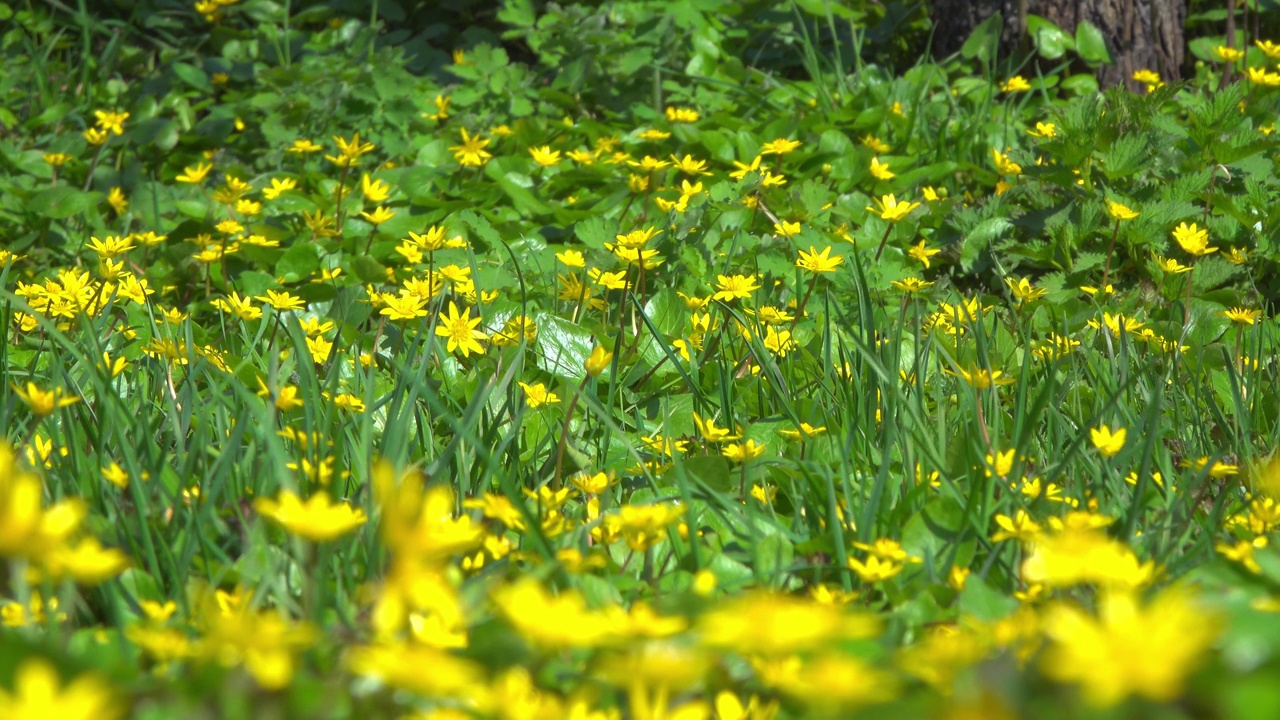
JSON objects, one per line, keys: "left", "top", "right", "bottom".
{"left": 3, "top": 0, "right": 1280, "bottom": 718}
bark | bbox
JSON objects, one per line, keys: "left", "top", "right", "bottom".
{"left": 930, "top": 0, "right": 1187, "bottom": 90}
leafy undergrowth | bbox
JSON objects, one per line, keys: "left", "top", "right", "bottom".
{"left": 3, "top": 1, "right": 1280, "bottom": 718}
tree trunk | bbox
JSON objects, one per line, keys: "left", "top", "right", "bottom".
{"left": 930, "top": 0, "right": 1187, "bottom": 90}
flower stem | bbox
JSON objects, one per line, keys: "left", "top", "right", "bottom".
{"left": 1100, "top": 218, "right": 1120, "bottom": 289}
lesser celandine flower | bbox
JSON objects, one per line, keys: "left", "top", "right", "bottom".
{"left": 991, "top": 510, "right": 1041, "bottom": 542}
{"left": 585, "top": 345, "right": 613, "bottom": 377}
{"left": 255, "top": 489, "right": 367, "bottom": 542}
{"left": 528, "top": 145, "right": 561, "bottom": 166}
{"left": 1001, "top": 75, "right": 1031, "bottom": 92}
{"left": 722, "top": 440, "right": 766, "bottom": 463}
{"left": 1090, "top": 425, "right": 1127, "bottom": 457}
{"left": 712, "top": 274, "right": 759, "bottom": 302}
{"left": 869, "top": 156, "right": 895, "bottom": 180}
{"left": 665, "top": 106, "right": 699, "bottom": 123}
{"left": 1105, "top": 199, "right": 1139, "bottom": 220}
{"left": 1041, "top": 586, "right": 1218, "bottom": 706}
{"left": 0, "top": 657, "right": 122, "bottom": 720}
{"left": 176, "top": 162, "right": 213, "bottom": 183}
{"left": 1220, "top": 306, "right": 1261, "bottom": 325}
{"left": 1027, "top": 121, "right": 1057, "bottom": 138}
{"left": 449, "top": 128, "right": 492, "bottom": 167}
{"left": 13, "top": 382, "right": 80, "bottom": 416}
{"left": 759, "top": 137, "right": 801, "bottom": 155}
{"left": 796, "top": 246, "right": 843, "bottom": 274}
{"left": 434, "top": 302, "right": 486, "bottom": 357}
{"left": 866, "top": 194, "right": 920, "bottom": 222}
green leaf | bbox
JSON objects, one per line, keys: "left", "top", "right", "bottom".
{"left": 961, "top": 13, "right": 1002, "bottom": 63}
{"left": 484, "top": 161, "right": 549, "bottom": 215}
{"left": 172, "top": 62, "right": 211, "bottom": 92}
{"left": 960, "top": 217, "right": 1013, "bottom": 271}
{"left": 753, "top": 534, "right": 795, "bottom": 585}
{"left": 959, "top": 576, "right": 1019, "bottom": 621}
{"left": 533, "top": 313, "right": 594, "bottom": 380}
{"left": 1075, "top": 21, "right": 1113, "bottom": 65}
{"left": 574, "top": 216, "right": 614, "bottom": 249}
{"left": 1026, "top": 15, "right": 1073, "bottom": 60}
{"left": 276, "top": 242, "right": 321, "bottom": 282}
{"left": 27, "top": 186, "right": 100, "bottom": 219}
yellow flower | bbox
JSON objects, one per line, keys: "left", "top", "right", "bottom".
{"left": 585, "top": 345, "right": 614, "bottom": 377}
{"left": 360, "top": 173, "right": 391, "bottom": 203}
{"left": 262, "top": 177, "right": 297, "bottom": 200}
{"left": 859, "top": 134, "right": 890, "bottom": 153}
{"left": 256, "top": 379, "right": 304, "bottom": 412}
{"left": 256, "top": 289, "right": 305, "bottom": 311}
{"left": 12, "top": 382, "right": 80, "bottom": 416}
{"left": 847, "top": 555, "right": 903, "bottom": 582}
{"left": 991, "top": 148, "right": 1023, "bottom": 175}
{"left": 1220, "top": 307, "right": 1261, "bottom": 325}
{"left": 107, "top": 187, "right": 128, "bottom": 214}
{"left": 1217, "top": 538, "right": 1264, "bottom": 574}
{"left": 665, "top": 106, "right": 700, "bottom": 123}
{"left": 670, "top": 154, "right": 710, "bottom": 175}
{"left": 773, "top": 220, "right": 801, "bottom": 238}
{"left": 712, "top": 274, "right": 760, "bottom": 302}
{"left": 796, "top": 246, "right": 843, "bottom": 274}
{"left": 991, "top": 510, "right": 1041, "bottom": 542}
{"left": 1027, "top": 122, "right": 1057, "bottom": 138}
{"left": 176, "top": 162, "right": 213, "bottom": 184}
{"left": 985, "top": 448, "right": 1017, "bottom": 478}
{"left": 0, "top": 658, "right": 122, "bottom": 720}
{"left": 760, "top": 137, "right": 801, "bottom": 155}
{"left": 327, "top": 132, "right": 376, "bottom": 167}
{"left": 628, "top": 155, "right": 671, "bottom": 172}
{"left": 947, "top": 365, "right": 1013, "bottom": 390}
{"left": 422, "top": 93, "right": 450, "bottom": 121}
{"left": 1000, "top": 75, "right": 1032, "bottom": 92}
{"left": 1006, "top": 277, "right": 1046, "bottom": 304}
{"left": 723, "top": 439, "right": 766, "bottom": 463}
{"left": 1182, "top": 456, "right": 1238, "bottom": 478}
{"left": 518, "top": 382, "right": 560, "bottom": 408}
{"left": 1215, "top": 45, "right": 1245, "bottom": 62}
{"left": 359, "top": 206, "right": 396, "bottom": 225}
{"left": 1105, "top": 199, "right": 1139, "bottom": 221}
{"left": 866, "top": 194, "right": 921, "bottom": 222}
{"left": 778, "top": 422, "right": 826, "bottom": 440}
{"left": 869, "top": 156, "right": 895, "bottom": 180}
{"left": 1153, "top": 254, "right": 1192, "bottom": 274}
{"left": 287, "top": 139, "right": 323, "bottom": 154}
{"left": 1171, "top": 222, "right": 1215, "bottom": 256}
{"left": 529, "top": 145, "right": 562, "bottom": 167}
{"left": 1090, "top": 425, "right": 1127, "bottom": 457}
{"left": 255, "top": 490, "right": 367, "bottom": 542}
{"left": 890, "top": 277, "right": 935, "bottom": 293}
{"left": 434, "top": 302, "right": 486, "bottom": 357}
{"left": 94, "top": 109, "right": 130, "bottom": 135}
{"left": 1132, "top": 69, "right": 1163, "bottom": 89}
{"left": 1041, "top": 587, "right": 1218, "bottom": 706}
{"left": 449, "top": 128, "right": 492, "bottom": 167}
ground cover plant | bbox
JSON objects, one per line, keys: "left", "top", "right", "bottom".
{"left": 5, "top": 0, "right": 1280, "bottom": 717}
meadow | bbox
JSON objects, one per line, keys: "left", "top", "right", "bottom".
{"left": 3, "top": 1, "right": 1280, "bottom": 718}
